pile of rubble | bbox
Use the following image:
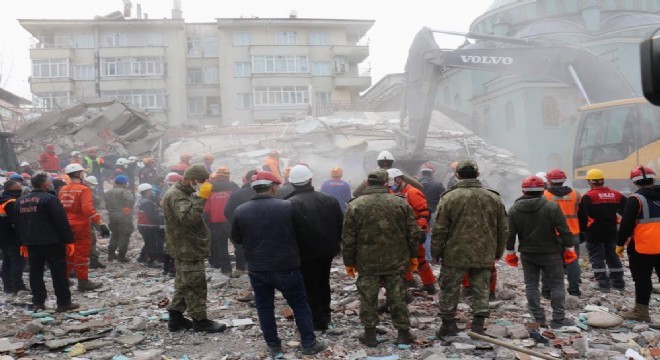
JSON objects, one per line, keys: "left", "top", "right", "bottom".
{"left": 0, "top": 234, "right": 658, "bottom": 360}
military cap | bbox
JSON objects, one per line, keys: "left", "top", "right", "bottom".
{"left": 183, "top": 164, "right": 210, "bottom": 180}
{"left": 456, "top": 159, "right": 479, "bottom": 173}
{"left": 367, "top": 169, "right": 389, "bottom": 183}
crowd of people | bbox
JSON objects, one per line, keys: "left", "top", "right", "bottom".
{"left": 0, "top": 145, "right": 658, "bottom": 358}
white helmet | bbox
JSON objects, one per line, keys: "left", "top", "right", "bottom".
{"left": 128, "top": 156, "right": 138, "bottom": 163}
{"left": 535, "top": 172, "right": 548, "bottom": 183}
{"left": 71, "top": 151, "right": 81, "bottom": 157}
{"left": 20, "top": 161, "right": 30, "bottom": 167}
{"left": 138, "top": 183, "right": 153, "bottom": 193}
{"left": 377, "top": 150, "right": 395, "bottom": 161}
{"left": 116, "top": 158, "right": 129, "bottom": 166}
{"left": 387, "top": 168, "right": 404, "bottom": 179}
{"left": 85, "top": 176, "right": 99, "bottom": 186}
{"left": 288, "top": 165, "right": 313, "bottom": 185}
{"left": 64, "top": 163, "right": 85, "bottom": 174}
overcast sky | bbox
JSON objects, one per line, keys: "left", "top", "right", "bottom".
{"left": 0, "top": 0, "right": 494, "bottom": 99}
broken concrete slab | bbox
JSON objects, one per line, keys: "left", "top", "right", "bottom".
{"left": 116, "top": 334, "right": 145, "bottom": 346}
{"left": 0, "top": 338, "right": 24, "bottom": 353}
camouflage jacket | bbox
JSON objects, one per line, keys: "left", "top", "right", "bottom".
{"left": 104, "top": 187, "right": 135, "bottom": 216}
{"left": 342, "top": 186, "right": 419, "bottom": 275}
{"left": 353, "top": 173, "right": 423, "bottom": 198}
{"left": 162, "top": 182, "right": 210, "bottom": 262}
{"left": 431, "top": 179, "right": 508, "bottom": 268}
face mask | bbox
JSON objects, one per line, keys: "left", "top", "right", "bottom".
{"left": 6, "top": 189, "right": 22, "bottom": 197}
{"left": 191, "top": 180, "right": 201, "bottom": 191}
{"left": 389, "top": 184, "right": 398, "bottom": 192}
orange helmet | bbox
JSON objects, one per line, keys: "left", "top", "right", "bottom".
{"left": 330, "top": 167, "right": 343, "bottom": 178}
{"left": 450, "top": 161, "right": 458, "bottom": 170}
{"left": 180, "top": 153, "right": 193, "bottom": 162}
{"left": 215, "top": 166, "right": 230, "bottom": 177}
{"left": 203, "top": 153, "right": 215, "bottom": 161}
{"left": 283, "top": 166, "right": 293, "bottom": 178}
{"left": 268, "top": 150, "right": 280, "bottom": 158}
{"left": 142, "top": 157, "right": 155, "bottom": 165}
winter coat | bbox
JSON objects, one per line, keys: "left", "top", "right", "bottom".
{"left": 617, "top": 185, "right": 660, "bottom": 247}
{"left": 342, "top": 186, "right": 418, "bottom": 275}
{"left": 138, "top": 166, "right": 159, "bottom": 185}
{"left": 204, "top": 180, "right": 239, "bottom": 223}
{"left": 419, "top": 174, "right": 446, "bottom": 214}
{"left": 231, "top": 194, "right": 303, "bottom": 272}
{"left": 578, "top": 186, "right": 627, "bottom": 239}
{"left": 506, "top": 195, "right": 574, "bottom": 254}
{"left": 39, "top": 151, "right": 59, "bottom": 172}
{"left": 0, "top": 189, "right": 22, "bottom": 245}
{"left": 58, "top": 182, "right": 102, "bottom": 226}
{"left": 276, "top": 182, "right": 294, "bottom": 199}
{"left": 320, "top": 178, "right": 352, "bottom": 213}
{"left": 353, "top": 173, "right": 423, "bottom": 198}
{"left": 284, "top": 184, "right": 343, "bottom": 260}
{"left": 162, "top": 182, "right": 210, "bottom": 262}
{"left": 138, "top": 196, "right": 162, "bottom": 227}
{"left": 431, "top": 179, "right": 508, "bottom": 268}
{"left": 399, "top": 183, "right": 431, "bottom": 232}
{"left": 223, "top": 184, "right": 256, "bottom": 222}
{"left": 13, "top": 189, "right": 74, "bottom": 246}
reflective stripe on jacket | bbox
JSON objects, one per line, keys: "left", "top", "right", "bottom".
{"left": 58, "top": 182, "right": 101, "bottom": 225}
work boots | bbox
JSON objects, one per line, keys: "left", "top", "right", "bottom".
{"left": 56, "top": 302, "right": 80, "bottom": 313}
{"left": 471, "top": 316, "right": 486, "bottom": 335}
{"left": 192, "top": 319, "right": 227, "bottom": 333}
{"left": 167, "top": 310, "right": 193, "bottom": 332}
{"left": 436, "top": 319, "right": 460, "bottom": 337}
{"left": 358, "top": 327, "right": 378, "bottom": 347}
{"left": 395, "top": 329, "right": 416, "bottom": 345}
{"left": 620, "top": 304, "right": 651, "bottom": 322}
{"left": 116, "top": 256, "right": 130, "bottom": 263}
{"left": 77, "top": 279, "right": 103, "bottom": 292}
{"left": 89, "top": 258, "right": 106, "bottom": 269}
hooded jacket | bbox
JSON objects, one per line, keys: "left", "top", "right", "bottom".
{"left": 13, "top": 189, "right": 74, "bottom": 246}
{"left": 507, "top": 195, "right": 574, "bottom": 253}
{"left": 0, "top": 189, "right": 22, "bottom": 245}
{"left": 617, "top": 185, "right": 660, "bottom": 247}
{"left": 420, "top": 174, "right": 446, "bottom": 213}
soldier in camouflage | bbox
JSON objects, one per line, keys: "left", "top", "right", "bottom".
{"left": 342, "top": 169, "right": 419, "bottom": 347}
{"left": 431, "top": 159, "right": 508, "bottom": 336}
{"left": 104, "top": 175, "right": 135, "bottom": 262}
{"left": 84, "top": 176, "right": 106, "bottom": 269}
{"left": 162, "top": 164, "right": 226, "bottom": 333}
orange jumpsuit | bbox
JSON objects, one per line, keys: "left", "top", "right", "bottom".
{"left": 58, "top": 182, "right": 102, "bottom": 280}
{"left": 263, "top": 156, "right": 282, "bottom": 182}
{"left": 463, "top": 265, "right": 497, "bottom": 293}
{"left": 400, "top": 184, "right": 436, "bottom": 286}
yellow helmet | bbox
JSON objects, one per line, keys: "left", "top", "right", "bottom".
{"left": 586, "top": 168, "right": 605, "bottom": 180}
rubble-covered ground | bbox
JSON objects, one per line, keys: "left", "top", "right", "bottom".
{"left": 1, "top": 235, "right": 658, "bottom": 360}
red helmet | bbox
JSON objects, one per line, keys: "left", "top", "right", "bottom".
{"left": 546, "top": 168, "right": 567, "bottom": 184}
{"left": 521, "top": 176, "right": 546, "bottom": 192}
{"left": 630, "top": 166, "right": 655, "bottom": 183}
{"left": 165, "top": 172, "right": 183, "bottom": 184}
{"left": 420, "top": 162, "right": 435, "bottom": 173}
{"left": 250, "top": 171, "right": 282, "bottom": 188}
{"left": 21, "top": 173, "right": 31, "bottom": 180}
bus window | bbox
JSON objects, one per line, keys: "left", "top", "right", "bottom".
{"left": 638, "top": 104, "right": 660, "bottom": 148}
{"left": 575, "top": 106, "right": 635, "bottom": 168}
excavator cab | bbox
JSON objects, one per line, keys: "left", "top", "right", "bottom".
{"left": 0, "top": 132, "right": 19, "bottom": 172}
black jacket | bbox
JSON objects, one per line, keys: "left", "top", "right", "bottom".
{"left": 284, "top": 184, "right": 343, "bottom": 260}
{"left": 13, "top": 189, "right": 74, "bottom": 246}
{"left": 231, "top": 194, "right": 304, "bottom": 272}
{"left": 420, "top": 175, "right": 446, "bottom": 213}
{"left": 0, "top": 189, "right": 22, "bottom": 246}
{"left": 617, "top": 185, "right": 660, "bottom": 246}
{"left": 224, "top": 183, "right": 256, "bottom": 222}
{"left": 507, "top": 195, "right": 573, "bottom": 253}
{"left": 578, "top": 186, "right": 626, "bottom": 239}
{"left": 276, "top": 182, "right": 295, "bottom": 199}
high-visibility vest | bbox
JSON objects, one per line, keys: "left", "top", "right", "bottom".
{"left": 544, "top": 189, "right": 581, "bottom": 235}
{"left": 631, "top": 193, "right": 660, "bottom": 255}
{"left": 0, "top": 198, "right": 16, "bottom": 217}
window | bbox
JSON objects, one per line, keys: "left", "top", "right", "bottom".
{"left": 205, "top": 67, "right": 219, "bottom": 84}
{"left": 187, "top": 36, "right": 201, "bottom": 56}
{"left": 252, "top": 55, "right": 308, "bottom": 73}
{"left": 505, "top": 101, "right": 516, "bottom": 130}
{"left": 74, "top": 64, "right": 95, "bottom": 80}
{"left": 101, "top": 57, "right": 163, "bottom": 77}
{"left": 233, "top": 31, "right": 251, "bottom": 46}
{"left": 102, "top": 33, "right": 125, "bottom": 47}
{"left": 234, "top": 62, "right": 252, "bottom": 77}
{"left": 187, "top": 67, "right": 203, "bottom": 84}
{"left": 276, "top": 31, "right": 297, "bottom": 45}
{"left": 236, "top": 93, "right": 253, "bottom": 109}
{"left": 254, "top": 86, "right": 309, "bottom": 106}
{"left": 204, "top": 37, "right": 219, "bottom": 57}
{"left": 147, "top": 32, "right": 165, "bottom": 46}
{"left": 32, "top": 59, "right": 69, "bottom": 78}
{"left": 315, "top": 92, "right": 332, "bottom": 105}
{"left": 33, "top": 92, "right": 70, "bottom": 110}
{"left": 102, "top": 89, "right": 166, "bottom": 109}
{"left": 188, "top": 97, "right": 203, "bottom": 115}
{"left": 73, "top": 33, "right": 94, "bottom": 48}
{"left": 542, "top": 96, "right": 560, "bottom": 127}
{"left": 309, "top": 32, "right": 329, "bottom": 45}
{"left": 312, "top": 62, "right": 331, "bottom": 76}
{"left": 206, "top": 96, "right": 221, "bottom": 115}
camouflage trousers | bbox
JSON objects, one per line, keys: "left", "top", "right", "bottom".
{"left": 357, "top": 273, "right": 410, "bottom": 330}
{"left": 108, "top": 215, "right": 133, "bottom": 258}
{"left": 89, "top": 225, "right": 99, "bottom": 262}
{"left": 437, "top": 266, "right": 491, "bottom": 319}
{"left": 168, "top": 260, "right": 208, "bottom": 321}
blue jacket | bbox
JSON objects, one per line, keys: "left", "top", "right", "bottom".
{"left": 420, "top": 175, "right": 446, "bottom": 213}
{"left": 231, "top": 194, "right": 303, "bottom": 272}
{"left": 13, "top": 189, "right": 74, "bottom": 246}
{"left": 320, "top": 179, "right": 352, "bottom": 213}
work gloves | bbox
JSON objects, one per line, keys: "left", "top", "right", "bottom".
{"left": 99, "top": 224, "right": 110, "bottom": 238}
{"left": 615, "top": 245, "right": 625, "bottom": 258}
{"left": 563, "top": 247, "right": 578, "bottom": 264}
{"left": 19, "top": 246, "right": 28, "bottom": 258}
{"left": 345, "top": 265, "right": 357, "bottom": 278}
{"left": 198, "top": 182, "right": 213, "bottom": 200}
{"left": 408, "top": 258, "right": 419, "bottom": 272}
{"left": 122, "top": 207, "right": 132, "bottom": 215}
{"left": 505, "top": 250, "right": 519, "bottom": 267}
{"left": 66, "top": 244, "right": 75, "bottom": 257}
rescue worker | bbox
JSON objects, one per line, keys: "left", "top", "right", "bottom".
{"left": 541, "top": 168, "right": 582, "bottom": 297}
{"left": 616, "top": 166, "right": 660, "bottom": 322}
{"left": 39, "top": 144, "right": 60, "bottom": 173}
{"left": 231, "top": 171, "right": 326, "bottom": 357}
{"left": 58, "top": 164, "right": 109, "bottom": 291}
{"left": 70, "top": 151, "right": 83, "bottom": 165}
{"left": 0, "top": 180, "right": 27, "bottom": 294}
{"left": 139, "top": 157, "right": 158, "bottom": 185}
{"left": 388, "top": 168, "right": 436, "bottom": 294}
{"left": 84, "top": 176, "right": 106, "bottom": 270}
{"left": 419, "top": 162, "right": 446, "bottom": 261}
{"left": 222, "top": 169, "right": 258, "bottom": 274}
{"left": 275, "top": 166, "right": 294, "bottom": 199}
{"left": 125, "top": 156, "right": 139, "bottom": 191}
{"left": 137, "top": 183, "right": 162, "bottom": 268}
{"left": 320, "top": 167, "right": 352, "bottom": 213}
{"left": 105, "top": 175, "right": 135, "bottom": 263}
{"left": 578, "top": 169, "right": 627, "bottom": 292}
{"left": 506, "top": 175, "right": 577, "bottom": 329}
{"left": 115, "top": 158, "right": 129, "bottom": 177}
{"left": 203, "top": 166, "right": 239, "bottom": 274}
{"left": 162, "top": 164, "right": 226, "bottom": 333}
{"left": 202, "top": 153, "right": 215, "bottom": 173}
{"left": 343, "top": 169, "right": 419, "bottom": 347}
{"left": 445, "top": 161, "right": 459, "bottom": 189}
{"left": 262, "top": 150, "right": 283, "bottom": 182}
{"left": 83, "top": 148, "right": 104, "bottom": 192}
{"left": 20, "top": 162, "right": 34, "bottom": 177}
{"left": 162, "top": 172, "right": 184, "bottom": 277}
{"left": 284, "top": 165, "right": 343, "bottom": 332}
{"left": 432, "top": 159, "right": 508, "bottom": 336}
{"left": 14, "top": 173, "right": 79, "bottom": 312}
{"left": 353, "top": 151, "right": 423, "bottom": 197}
{"left": 170, "top": 153, "right": 192, "bottom": 175}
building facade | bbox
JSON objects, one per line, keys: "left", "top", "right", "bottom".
{"left": 20, "top": 15, "right": 373, "bottom": 126}
{"left": 0, "top": 88, "right": 30, "bottom": 130}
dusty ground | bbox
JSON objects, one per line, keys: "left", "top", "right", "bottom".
{"left": 0, "top": 235, "right": 658, "bottom": 360}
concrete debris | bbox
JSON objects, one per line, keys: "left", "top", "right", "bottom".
{"left": 584, "top": 311, "right": 623, "bottom": 328}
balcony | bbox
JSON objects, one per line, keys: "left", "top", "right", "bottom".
{"left": 30, "top": 47, "right": 74, "bottom": 60}
{"left": 333, "top": 75, "right": 371, "bottom": 91}
{"left": 100, "top": 47, "right": 166, "bottom": 57}
{"left": 29, "top": 78, "right": 73, "bottom": 93}
{"left": 332, "top": 45, "right": 369, "bottom": 62}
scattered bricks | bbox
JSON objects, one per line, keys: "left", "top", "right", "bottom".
{"left": 551, "top": 338, "right": 565, "bottom": 348}
{"left": 562, "top": 346, "right": 580, "bottom": 359}
{"left": 649, "top": 348, "right": 660, "bottom": 357}
{"left": 282, "top": 308, "right": 294, "bottom": 320}
{"left": 541, "top": 330, "right": 556, "bottom": 339}
{"left": 525, "top": 322, "right": 540, "bottom": 331}
{"left": 157, "top": 297, "right": 169, "bottom": 308}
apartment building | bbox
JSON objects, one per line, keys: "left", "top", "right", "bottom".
{"left": 19, "top": 13, "right": 374, "bottom": 126}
